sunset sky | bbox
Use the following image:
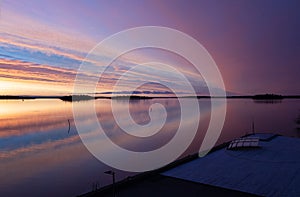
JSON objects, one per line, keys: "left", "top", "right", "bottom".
{"left": 1, "top": 0, "right": 299, "bottom": 96}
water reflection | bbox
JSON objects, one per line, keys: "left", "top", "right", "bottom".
{"left": 253, "top": 99, "right": 282, "bottom": 104}
{"left": 0, "top": 98, "right": 299, "bottom": 196}
{"left": 99, "top": 99, "right": 181, "bottom": 152}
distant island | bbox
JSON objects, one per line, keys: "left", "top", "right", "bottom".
{"left": 60, "top": 95, "right": 95, "bottom": 102}
{"left": 111, "top": 95, "right": 152, "bottom": 100}
{"left": 252, "top": 94, "right": 283, "bottom": 100}
{"left": 59, "top": 95, "right": 153, "bottom": 102}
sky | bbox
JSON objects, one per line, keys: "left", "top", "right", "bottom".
{"left": 0, "top": 0, "right": 299, "bottom": 96}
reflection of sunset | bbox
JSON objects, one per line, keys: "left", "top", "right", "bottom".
{"left": 0, "top": 98, "right": 299, "bottom": 196}
{"left": 0, "top": 100, "right": 72, "bottom": 138}
{"left": 0, "top": 99, "right": 71, "bottom": 118}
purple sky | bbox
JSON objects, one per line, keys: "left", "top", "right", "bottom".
{"left": 1, "top": 0, "right": 299, "bottom": 95}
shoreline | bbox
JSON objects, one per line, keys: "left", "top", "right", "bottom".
{"left": 0, "top": 94, "right": 300, "bottom": 102}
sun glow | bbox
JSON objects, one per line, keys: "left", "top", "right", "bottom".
{"left": 0, "top": 80, "right": 20, "bottom": 95}
{"left": 0, "top": 78, "right": 73, "bottom": 96}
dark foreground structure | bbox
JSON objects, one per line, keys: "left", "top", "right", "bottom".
{"left": 81, "top": 134, "right": 300, "bottom": 197}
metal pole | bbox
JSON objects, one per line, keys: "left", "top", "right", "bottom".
{"left": 252, "top": 119, "right": 255, "bottom": 134}
{"left": 104, "top": 170, "right": 116, "bottom": 197}
{"left": 112, "top": 172, "right": 116, "bottom": 197}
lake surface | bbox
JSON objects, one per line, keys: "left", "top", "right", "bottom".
{"left": 0, "top": 98, "right": 299, "bottom": 196}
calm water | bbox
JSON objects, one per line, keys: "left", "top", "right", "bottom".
{"left": 0, "top": 98, "right": 299, "bottom": 196}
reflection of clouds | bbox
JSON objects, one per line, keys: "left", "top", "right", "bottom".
{"left": 0, "top": 139, "right": 94, "bottom": 196}
{"left": 0, "top": 100, "right": 73, "bottom": 138}
{"left": 0, "top": 135, "right": 80, "bottom": 159}
{"left": 0, "top": 100, "right": 104, "bottom": 160}
{"left": 0, "top": 98, "right": 212, "bottom": 188}
{"left": 0, "top": 116, "right": 70, "bottom": 138}
{"left": 0, "top": 99, "right": 211, "bottom": 162}
{"left": 97, "top": 99, "right": 181, "bottom": 151}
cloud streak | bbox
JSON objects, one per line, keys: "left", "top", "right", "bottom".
{"left": 0, "top": 59, "right": 76, "bottom": 84}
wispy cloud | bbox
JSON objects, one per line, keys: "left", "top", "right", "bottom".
{"left": 0, "top": 59, "right": 76, "bottom": 84}
{"left": 1, "top": 8, "right": 96, "bottom": 54}
{"left": 0, "top": 35, "right": 87, "bottom": 63}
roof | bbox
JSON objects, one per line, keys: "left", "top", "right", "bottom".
{"left": 163, "top": 134, "right": 300, "bottom": 196}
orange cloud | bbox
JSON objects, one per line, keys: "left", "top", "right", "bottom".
{"left": 0, "top": 59, "right": 75, "bottom": 84}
